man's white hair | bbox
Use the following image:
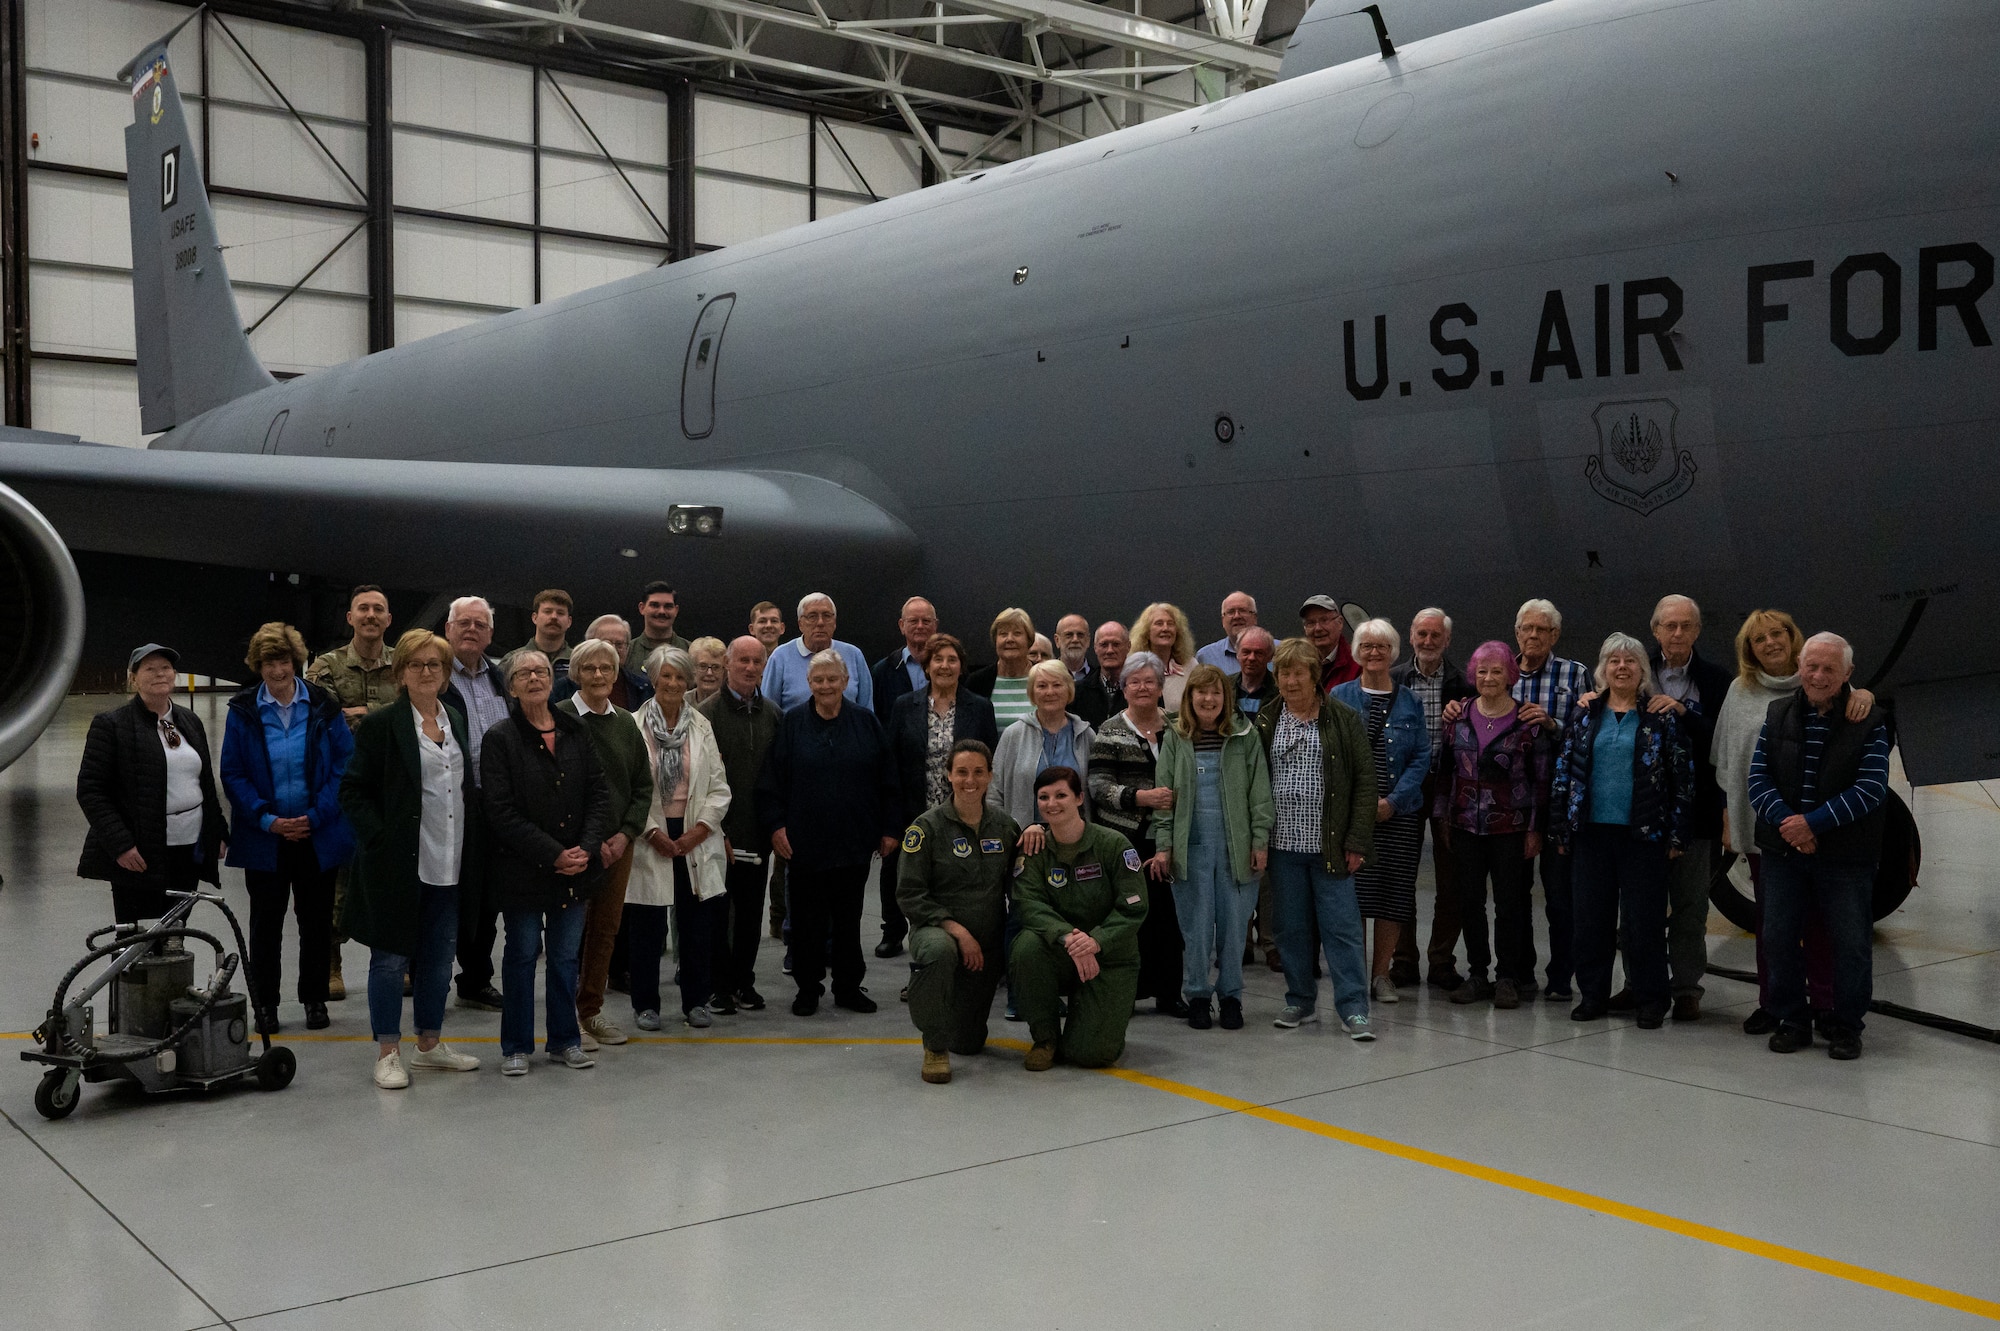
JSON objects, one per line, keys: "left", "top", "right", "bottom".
{"left": 586, "top": 613, "right": 629, "bottom": 639}
{"left": 1516, "top": 598, "right": 1562, "bottom": 631}
{"left": 1412, "top": 607, "right": 1452, "bottom": 634}
{"left": 1353, "top": 617, "right": 1401, "bottom": 662}
{"left": 798, "top": 592, "right": 836, "bottom": 619}
{"left": 1802, "top": 631, "right": 1855, "bottom": 671}
{"left": 448, "top": 595, "right": 492, "bottom": 624}
{"left": 1223, "top": 590, "right": 1258, "bottom": 612}
{"left": 1651, "top": 594, "right": 1702, "bottom": 629}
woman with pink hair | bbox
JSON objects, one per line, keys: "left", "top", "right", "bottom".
{"left": 1433, "top": 641, "right": 1553, "bottom": 1010}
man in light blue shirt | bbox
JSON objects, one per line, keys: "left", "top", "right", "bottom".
{"left": 1195, "top": 590, "right": 1259, "bottom": 672}
{"left": 762, "top": 592, "right": 873, "bottom": 713}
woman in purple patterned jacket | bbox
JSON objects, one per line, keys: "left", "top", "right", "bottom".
{"left": 1434, "top": 641, "right": 1552, "bottom": 1010}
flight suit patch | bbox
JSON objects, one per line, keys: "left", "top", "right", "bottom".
{"left": 952, "top": 836, "right": 972, "bottom": 858}
{"left": 980, "top": 838, "right": 1004, "bottom": 854}
{"left": 1074, "top": 862, "right": 1102, "bottom": 881}
{"left": 1122, "top": 849, "right": 1142, "bottom": 872}
{"left": 1013, "top": 856, "right": 1026, "bottom": 878}
{"left": 903, "top": 826, "right": 924, "bottom": 853}
{"left": 1048, "top": 866, "right": 1068, "bottom": 888}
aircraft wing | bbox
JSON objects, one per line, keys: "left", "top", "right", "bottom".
{"left": 0, "top": 437, "right": 919, "bottom": 592}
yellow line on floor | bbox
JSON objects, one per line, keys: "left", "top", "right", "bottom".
{"left": 11, "top": 1028, "right": 1995, "bottom": 1318}
{"left": 1099, "top": 1064, "right": 2000, "bottom": 1323}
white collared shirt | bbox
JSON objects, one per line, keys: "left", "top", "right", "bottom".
{"left": 414, "top": 706, "right": 466, "bottom": 886}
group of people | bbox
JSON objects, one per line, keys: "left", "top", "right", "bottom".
{"left": 71, "top": 577, "right": 1895, "bottom": 1092}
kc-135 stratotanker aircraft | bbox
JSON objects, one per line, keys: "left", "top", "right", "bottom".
{"left": 0, "top": 0, "right": 1993, "bottom": 807}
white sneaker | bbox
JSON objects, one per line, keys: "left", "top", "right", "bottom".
{"left": 407, "top": 1042, "right": 479, "bottom": 1072}
{"left": 578, "top": 1026, "right": 599, "bottom": 1053}
{"left": 1370, "top": 975, "right": 1401, "bottom": 1004}
{"left": 373, "top": 1050, "right": 410, "bottom": 1089}
{"left": 500, "top": 1054, "right": 530, "bottom": 1076}
{"left": 549, "top": 1045, "right": 596, "bottom": 1070}
{"left": 581, "top": 1013, "right": 628, "bottom": 1046}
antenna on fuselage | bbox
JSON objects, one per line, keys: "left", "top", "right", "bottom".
{"left": 1347, "top": 4, "right": 1396, "bottom": 58}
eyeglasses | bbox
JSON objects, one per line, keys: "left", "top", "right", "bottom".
{"left": 511, "top": 666, "right": 552, "bottom": 681}
{"left": 406, "top": 660, "right": 445, "bottom": 674}
{"left": 158, "top": 716, "right": 182, "bottom": 749}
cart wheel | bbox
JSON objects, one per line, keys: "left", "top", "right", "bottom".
{"left": 34, "top": 1069, "right": 80, "bottom": 1121}
{"left": 255, "top": 1046, "right": 296, "bottom": 1092}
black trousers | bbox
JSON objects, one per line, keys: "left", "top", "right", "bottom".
{"left": 1132, "top": 838, "right": 1185, "bottom": 1002}
{"left": 1571, "top": 825, "right": 1671, "bottom": 1010}
{"left": 246, "top": 838, "right": 335, "bottom": 1008}
{"left": 722, "top": 856, "right": 769, "bottom": 994}
{"left": 787, "top": 862, "right": 870, "bottom": 999}
{"left": 877, "top": 852, "right": 908, "bottom": 945}
{"left": 111, "top": 844, "right": 201, "bottom": 924}
{"left": 1455, "top": 830, "right": 1534, "bottom": 986}
{"left": 1536, "top": 840, "right": 1575, "bottom": 991}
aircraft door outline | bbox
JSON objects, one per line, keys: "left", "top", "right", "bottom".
{"left": 681, "top": 293, "right": 736, "bottom": 439}
{"left": 260, "top": 409, "right": 289, "bottom": 454}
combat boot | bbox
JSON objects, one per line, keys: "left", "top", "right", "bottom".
{"left": 327, "top": 955, "right": 346, "bottom": 1001}
{"left": 1023, "top": 1041, "right": 1056, "bottom": 1072}
{"left": 922, "top": 1050, "right": 951, "bottom": 1084}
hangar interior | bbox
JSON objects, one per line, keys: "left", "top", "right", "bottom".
{"left": 0, "top": 0, "right": 1307, "bottom": 448}
{"left": 1, "top": 1, "right": 1997, "bottom": 1328}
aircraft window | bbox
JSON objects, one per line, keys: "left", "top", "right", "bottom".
{"left": 260, "top": 409, "right": 288, "bottom": 455}
{"left": 680, "top": 293, "right": 735, "bottom": 440}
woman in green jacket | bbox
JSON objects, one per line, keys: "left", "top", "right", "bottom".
{"left": 1148, "top": 665, "right": 1273, "bottom": 1030}
{"left": 339, "top": 629, "right": 484, "bottom": 1090}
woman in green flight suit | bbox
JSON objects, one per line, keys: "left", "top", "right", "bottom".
{"left": 1008, "top": 765, "right": 1148, "bottom": 1070}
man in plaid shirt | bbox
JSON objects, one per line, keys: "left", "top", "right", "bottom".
{"left": 1510, "top": 599, "right": 1589, "bottom": 998}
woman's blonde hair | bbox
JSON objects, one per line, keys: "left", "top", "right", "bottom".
{"left": 1733, "top": 609, "right": 1803, "bottom": 684}
{"left": 244, "top": 622, "right": 308, "bottom": 673}
{"left": 990, "top": 606, "right": 1035, "bottom": 646}
{"left": 1026, "top": 657, "right": 1076, "bottom": 706}
{"left": 1271, "top": 636, "right": 1321, "bottom": 686}
{"left": 390, "top": 628, "right": 452, "bottom": 691}
{"left": 568, "top": 637, "right": 622, "bottom": 675}
{"left": 1174, "top": 663, "right": 1236, "bottom": 738}
{"left": 1131, "top": 602, "right": 1194, "bottom": 667}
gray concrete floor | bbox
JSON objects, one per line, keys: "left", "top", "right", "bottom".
{"left": 3, "top": 694, "right": 1997, "bottom": 1330}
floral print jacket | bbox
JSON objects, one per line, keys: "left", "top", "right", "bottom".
{"left": 1549, "top": 699, "right": 1695, "bottom": 849}
{"left": 1432, "top": 706, "right": 1552, "bottom": 836}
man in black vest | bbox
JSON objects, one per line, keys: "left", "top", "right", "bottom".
{"left": 1745, "top": 632, "right": 1890, "bottom": 1061}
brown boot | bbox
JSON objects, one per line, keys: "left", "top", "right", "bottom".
{"left": 327, "top": 955, "right": 346, "bottom": 1002}
{"left": 1023, "top": 1041, "right": 1056, "bottom": 1072}
{"left": 1672, "top": 993, "right": 1702, "bottom": 1022}
{"left": 922, "top": 1050, "right": 952, "bottom": 1084}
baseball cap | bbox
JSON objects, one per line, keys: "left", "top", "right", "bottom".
{"left": 128, "top": 643, "right": 180, "bottom": 672}
{"left": 1298, "top": 595, "right": 1341, "bottom": 616}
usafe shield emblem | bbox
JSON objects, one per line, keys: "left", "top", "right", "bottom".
{"left": 1585, "top": 398, "right": 1697, "bottom": 516}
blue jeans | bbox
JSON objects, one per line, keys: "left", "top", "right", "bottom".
{"left": 1760, "top": 853, "right": 1874, "bottom": 1032}
{"left": 1171, "top": 835, "right": 1258, "bottom": 1001}
{"left": 501, "top": 898, "right": 589, "bottom": 1056}
{"left": 367, "top": 884, "right": 460, "bottom": 1042}
{"left": 1269, "top": 849, "right": 1369, "bottom": 1021}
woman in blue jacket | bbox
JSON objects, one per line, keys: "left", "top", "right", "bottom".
{"left": 220, "top": 622, "right": 355, "bottom": 1035}
{"left": 1550, "top": 633, "right": 1694, "bottom": 1027}
{"left": 1332, "top": 620, "right": 1433, "bottom": 1006}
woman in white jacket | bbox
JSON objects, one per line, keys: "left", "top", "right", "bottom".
{"left": 625, "top": 647, "right": 733, "bottom": 1030}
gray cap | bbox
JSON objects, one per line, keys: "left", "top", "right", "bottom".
{"left": 1298, "top": 594, "right": 1341, "bottom": 616}
{"left": 128, "top": 643, "right": 179, "bottom": 672}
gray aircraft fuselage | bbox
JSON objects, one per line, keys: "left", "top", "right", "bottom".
{"left": 153, "top": 0, "right": 1997, "bottom": 688}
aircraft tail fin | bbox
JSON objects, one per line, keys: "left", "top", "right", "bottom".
{"left": 122, "top": 26, "right": 274, "bottom": 434}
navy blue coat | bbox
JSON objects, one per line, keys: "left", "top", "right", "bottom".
{"left": 219, "top": 679, "right": 356, "bottom": 873}
{"left": 1549, "top": 698, "right": 1695, "bottom": 850}
{"left": 757, "top": 700, "right": 901, "bottom": 870}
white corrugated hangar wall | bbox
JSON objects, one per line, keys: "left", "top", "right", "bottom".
{"left": 3, "top": 0, "right": 962, "bottom": 448}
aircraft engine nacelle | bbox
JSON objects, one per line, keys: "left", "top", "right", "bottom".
{"left": 0, "top": 482, "right": 85, "bottom": 770}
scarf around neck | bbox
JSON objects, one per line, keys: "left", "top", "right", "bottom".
{"left": 639, "top": 697, "right": 692, "bottom": 800}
